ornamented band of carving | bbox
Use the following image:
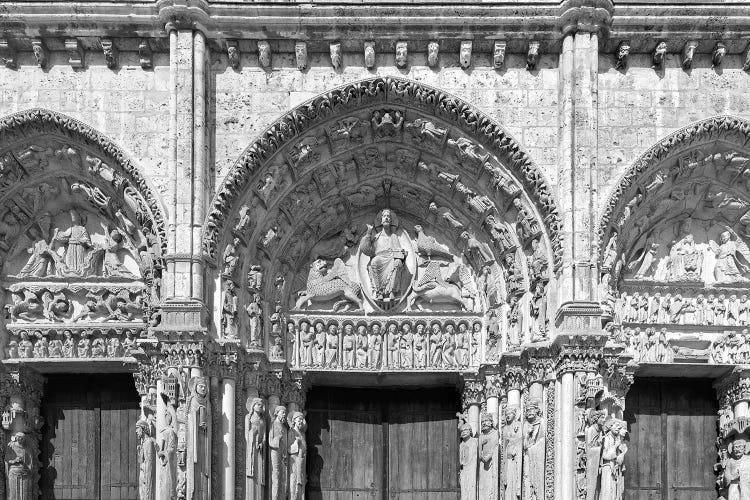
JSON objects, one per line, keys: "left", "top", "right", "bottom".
{"left": 0, "top": 108, "right": 167, "bottom": 256}
{"left": 287, "top": 314, "right": 481, "bottom": 371}
{"left": 203, "top": 76, "right": 563, "bottom": 270}
{"left": 597, "top": 115, "right": 750, "bottom": 261}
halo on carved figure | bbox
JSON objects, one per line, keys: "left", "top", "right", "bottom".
{"left": 0, "top": 109, "right": 167, "bottom": 358}
{"left": 598, "top": 116, "right": 750, "bottom": 364}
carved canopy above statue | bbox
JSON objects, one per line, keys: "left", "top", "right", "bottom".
{"left": 205, "top": 77, "right": 562, "bottom": 369}
{"left": 598, "top": 115, "right": 750, "bottom": 364}
{"left": 0, "top": 109, "right": 167, "bottom": 361}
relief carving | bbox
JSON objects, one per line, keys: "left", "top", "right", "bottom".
{"left": 136, "top": 411, "right": 156, "bottom": 500}
{"left": 503, "top": 405, "right": 522, "bottom": 500}
{"left": 245, "top": 398, "right": 266, "bottom": 496}
{"left": 269, "top": 405, "right": 289, "bottom": 500}
{"left": 458, "top": 415, "right": 478, "bottom": 500}
{"left": 288, "top": 412, "right": 307, "bottom": 500}
{"left": 522, "top": 400, "right": 545, "bottom": 500}
{"left": 478, "top": 411, "right": 499, "bottom": 500}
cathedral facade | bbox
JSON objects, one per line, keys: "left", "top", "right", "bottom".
{"left": 0, "top": 0, "right": 748, "bottom": 499}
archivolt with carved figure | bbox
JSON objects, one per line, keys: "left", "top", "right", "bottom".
{"left": 0, "top": 109, "right": 166, "bottom": 361}
{"left": 599, "top": 116, "right": 750, "bottom": 367}
{"left": 205, "top": 77, "right": 560, "bottom": 368}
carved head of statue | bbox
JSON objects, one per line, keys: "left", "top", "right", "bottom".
{"left": 387, "top": 323, "right": 397, "bottom": 335}
{"left": 505, "top": 405, "right": 518, "bottom": 424}
{"left": 721, "top": 231, "right": 732, "bottom": 244}
{"left": 274, "top": 405, "right": 287, "bottom": 423}
{"left": 248, "top": 397, "right": 265, "bottom": 415}
{"left": 343, "top": 324, "right": 353, "bottom": 336}
{"left": 427, "top": 41, "right": 439, "bottom": 67}
{"left": 164, "top": 411, "right": 173, "bottom": 426}
{"left": 291, "top": 412, "right": 306, "bottom": 431}
{"left": 371, "top": 323, "right": 381, "bottom": 335}
{"left": 473, "top": 322, "right": 481, "bottom": 334}
{"left": 357, "top": 325, "right": 367, "bottom": 336}
{"left": 379, "top": 209, "right": 397, "bottom": 229}
{"left": 395, "top": 42, "right": 407, "bottom": 68}
{"left": 70, "top": 208, "right": 86, "bottom": 226}
{"left": 459, "top": 422, "right": 472, "bottom": 440}
{"left": 480, "top": 412, "right": 494, "bottom": 432}
{"left": 525, "top": 400, "right": 542, "bottom": 422}
{"left": 193, "top": 377, "right": 208, "bottom": 398}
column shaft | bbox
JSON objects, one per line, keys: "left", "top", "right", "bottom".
{"left": 222, "top": 378, "right": 236, "bottom": 500}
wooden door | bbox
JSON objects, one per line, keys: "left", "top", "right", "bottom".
{"left": 39, "top": 374, "right": 140, "bottom": 500}
{"left": 306, "top": 387, "right": 459, "bottom": 500}
{"left": 623, "top": 378, "right": 717, "bottom": 500}
{"left": 386, "top": 390, "right": 459, "bottom": 500}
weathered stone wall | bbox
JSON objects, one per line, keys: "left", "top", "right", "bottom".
{"left": 213, "top": 52, "right": 560, "bottom": 186}
{"left": 0, "top": 50, "right": 172, "bottom": 200}
{"left": 597, "top": 52, "right": 750, "bottom": 211}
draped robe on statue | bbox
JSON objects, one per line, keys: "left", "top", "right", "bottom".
{"left": 361, "top": 222, "right": 407, "bottom": 300}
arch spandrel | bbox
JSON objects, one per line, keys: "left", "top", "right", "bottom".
{"left": 208, "top": 77, "right": 562, "bottom": 371}
{"left": 597, "top": 116, "right": 750, "bottom": 366}
{"left": 0, "top": 109, "right": 167, "bottom": 363}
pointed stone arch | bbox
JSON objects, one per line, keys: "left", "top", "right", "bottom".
{"left": 596, "top": 115, "right": 750, "bottom": 364}
{"left": 0, "top": 109, "right": 168, "bottom": 360}
{"left": 203, "top": 76, "right": 564, "bottom": 366}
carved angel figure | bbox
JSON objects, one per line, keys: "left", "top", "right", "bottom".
{"left": 711, "top": 231, "right": 750, "bottom": 283}
{"left": 627, "top": 240, "right": 659, "bottom": 279}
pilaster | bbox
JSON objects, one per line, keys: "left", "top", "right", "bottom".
{"left": 555, "top": 0, "right": 613, "bottom": 307}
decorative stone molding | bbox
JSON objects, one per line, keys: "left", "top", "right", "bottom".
{"left": 295, "top": 41, "right": 307, "bottom": 71}
{"left": 492, "top": 41, "right": 506, "bottom": 70}
{"left": 713, "top": 41, "right": 727, "bottom": 67}
{"left": 157, "top": 0, "right": 211, "bottom": 32}
{"left": 597, "top": 115, "right": 750, "bottom": 262}
{"left": 0, "top": 109, "right": 167, "bottom": 257}
{"left": 30, "top": 39, "right": 47, "bottom": 68}
{"left": 226, "top": 40, "right": 240, "bottom": 70}
{"left": 100, "top": 38, "right": 119, "bottom": 69}
{"left": 459, "top": 40, "right": 472, "bottom": 69}
{"left": 65, "top": 38, "right": 84, "bottom": 68}
{"left": 427, "top": 41, "right": 439, "bottom": 68}
{"left": 0, "top": 39, "right": 17, "bottom": 70}
{"left": 364, "top": 41, "right": 375, "bottom": 69}
{"left": 614, "top": 40, "right": 630, "bottom": 70}
{"left": 681, "top": 40, "right": 698, "bottom": 70}
{"left": 651, "top": 41, "right": 667, "bottom": 68}
{"left": 202, "top": 77, "right": 563, "bottom": 272}
{"left": 526, "top": 41, "right": 540, "bottom": 70}
{"left": 139, "top": 39, "right": 153, "bottom": 69}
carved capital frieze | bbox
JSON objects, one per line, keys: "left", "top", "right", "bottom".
{"left": 462, "top": 378, "right": 484, "bottom": 408}
{"left": 555, "top": 335, "right": 605, "bottom": 375}
{"left": 157, "top": 0, "right": 211, "bottom": 33}
{"left": 150, "top": 299, "right": 209, "bottom": 340}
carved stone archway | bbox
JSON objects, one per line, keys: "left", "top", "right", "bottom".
{"left": 597, "top": 116, "right": 750, "bottom": 499}
{"left": 0, "top": 108, "right": 168, "bottom": 359}
{"left": 203, "top": 76, "right": 564, "bottom": 371}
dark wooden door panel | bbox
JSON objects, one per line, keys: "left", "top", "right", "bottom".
{"left": 624, "top": 378, "right": 717, "bottom": 500}
{"left": 40, "top": 374, "right": 139, "bottom": 500}
{"left": 306, "top": 387, "right": 459, "bottom": 500}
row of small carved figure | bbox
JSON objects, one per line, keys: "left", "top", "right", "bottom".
{"left": 288, "top": 319, "right": 481, "bottom": 370}
{"left": 613, "top": 292, "right": 750, "bottom": 326}
{"left": 4, "top": 330, "right": 138, "bottom": 359}
{"left": 618, "top": 327, "right": 676, "bottom": 363}
{"left": 709, "top": 330, "right": 750, "bottom": 365}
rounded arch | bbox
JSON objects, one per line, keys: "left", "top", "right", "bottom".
{"left": 596, "top": 115, "right": 750, "bottom": 363}
{"left": 203, "top": 76, "right": 562, "bottom": 269}
{"left": 0, "top": 109, "right": 169, "bottom": 345}
{"left": 0, "top": 108, "right": 168, "bottom": 254}
{"left": 204, "top": 77, "right": 564, "bottom": 362}
{"left": 597, "top": 114, "right": 750, "bottom": 268}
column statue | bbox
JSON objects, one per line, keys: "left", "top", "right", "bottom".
{"left": 724, "top": 438, "right": 750, "bottom": 500}
{"left": 598, "top": 420, "right": 627, "bottom": 500}
{"left": 522, "top": 400, "right": 546, "bottom": 500}
{"left": 158, "top": 412, "right": 177, "bottom": 500}
{"left": 187, "top": 377, "right": 210, "bottom": 500}
{"left": 288, "top": 412, "right": 307, "bottom": 500}
{"left": 585, "top": 410, "right": 605, "bottom": 500}
{"left": 136, "top": 413, "right": 156, "bottom": 500}
{"left": 503, "top": 405, "right": 522, "bottom": 500}
{"left": 478, "top": 412, "right": 499, "bottom": 500}
{"left": 6, "top": 432, "right": 32, "bottom": 500}
{"left": 245, "top": 398, "right": 266, "bottom": 500}
{"left": 269, "top": 405, "right": 289, "bottom": 500}
{"left": 458, "top": 416, "right": 478, "bottom": 500}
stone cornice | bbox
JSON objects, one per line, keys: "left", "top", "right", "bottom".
{"left": 2, "top": 2, "right": 750, "bottom": 43}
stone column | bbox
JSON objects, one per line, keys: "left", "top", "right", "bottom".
{"left": 558, "top": 370, "right": 575, "bottom": 500}
{"left": 0, "top": 366, "right": 44, "bottom": 500}
{"left": 222, "top": 378, "right": 236, "bottom": 500}
{"left": 460, "top": 379, "right": 483, "bottom": 500}
{"left": 555, "top": 0, "right": 613, "bottom": 303}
